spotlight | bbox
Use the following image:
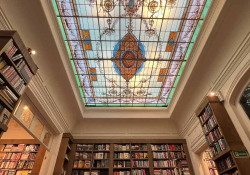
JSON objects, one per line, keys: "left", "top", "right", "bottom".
{"left": 24, "top": 106, "right": 28, "bottom": 110}
{"left": 210, "top": 92, "right": 215, "bottom": 96}
{"left": 27, "top": 47, "right": 36, "bottom": 55}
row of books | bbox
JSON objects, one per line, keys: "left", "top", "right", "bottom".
{"left": 204, "top": 159, "right": 216, "bottom": 169}
{"left": 114, "top": 171, "right": 130, "bottom": 175}
{"left": 154, "top": 169, "right": 171, "bottom": 175}
{"left": 209, "top": 169, "right": 218, "bottom": 175}
{"left": 0, "top": 170, "right": 15, "bottom": 175}
{"left": 169, "top": 152, "right": 186, "bottom": 159}
{"left": 0, "top": 57, "right": 26, "bottom": 94}
{"left": 222, "top": 170, "right": 239, "bottom": 175}
{"left": 209, "top": 139, "right": 227, "bottom": 157}
{"left": 1, "top": 144, "right": 39, "bottom": 152}
{"left": 115, "top": 152, "right": 130, "bottom": 159}
{"left": 114, "top": 144, "right": 130, "bottom": 151}
{"left": 0, "top": 160, "right": 34, "bottom": 169}
{"left": 73, "top": 160, "right": 91, "bottom": 168}
{"left": 202, "top": 116, "right": 217, "bottom": 133}
{"left": 5, "top": 41, "right": 18, "bottom": 58}
{"left": 0, "top": 86, "right": 18, "bottom": 106}
{"left": 206, "top": 128, "right": 222, "bottom": 145}
{"left": 172, "top": 168, "right": 190, "bottom": 175}
{"left": 76, "top": 144, "right": 93, "bottom": 151}
{"left": 0, "top": 107, "right": 10, "bottom": 125}
{"left": 0, "top": 152, "right": 37, "bottom": 161}
{"left": 94, "top": 144, "right": 110, "bottom": 151}
{"left": 199, "top": 105, "right": 212, "bottom": 123}
{"left": 93, "top": 152, "right": 109, "bottom": 159}
{"left": 151, "top": 145, "right": 183, "bottom": 151}
{"left": 203, "top": 151, "right": 213, "bottom": 160}
{"left": 153, "top": 160, "right": 187, "bottom": 168}
{"left": 219, "top": 155, "right": 235, "bottom": 171}
{"left": 114, "top": 161, "right": 131, "bottom": 168}
{"left": 153, "top": 152, "right": 169, "bottom": 159}
{"left": 132, "top": 160, "right": 149, "bottom": 167}
{"left": 93, "top": 160, "right": 109, "bottom": 168}
{"left": 72, "top": 170, "right": 100, "bottom": 175}
{"left": 18, "top": 63, "right": 32, "bottom": 82}
{"left": 154, "top": 168, "right": 190, "bottom": 175}
{"left": 132, "top": 169, "right": 149, "bottom": 175}
{"left": 75, "top": 152, "right": 92, "bottom": 159}
{"left": 131, "top": 144, "right": 147, "bottom": 151}
{"left": 131, "top": 152, "right": 148, "bottom": 159}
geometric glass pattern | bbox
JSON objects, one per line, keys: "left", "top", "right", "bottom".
{"left": 52, "top": 0, "right": 212, "bottom": 107}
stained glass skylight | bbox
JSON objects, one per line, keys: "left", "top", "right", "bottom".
{"left": 52, "top": 0, "right": 212, "bottom": 107}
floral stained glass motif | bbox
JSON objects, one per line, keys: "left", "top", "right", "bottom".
{"left": 52, "top": 0, "right": 212, "bottom": 107}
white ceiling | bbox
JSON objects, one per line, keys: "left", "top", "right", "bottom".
{"left": 0, "top": 0, "right": 249, "bottom": 131}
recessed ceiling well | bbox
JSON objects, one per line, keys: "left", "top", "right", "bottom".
{"left": 52, "top": 0, "right": 212, "bottom": 107}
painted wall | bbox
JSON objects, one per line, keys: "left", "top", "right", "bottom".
{"left": 72, "top": 118, "right": 180, "bottom": 139}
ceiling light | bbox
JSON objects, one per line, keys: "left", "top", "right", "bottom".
{"left": 24, "top": 106, "right": 28, "bottom": 110}
{"left": 31, "top": 50, "right": 36, "bottom": 55}
{"left": 210, "top": 92, "right": 215, "bottom": 96}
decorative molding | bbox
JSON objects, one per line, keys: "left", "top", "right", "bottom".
{"left": 29, "top": 73, "right": 70, "bottom": 133}
{"left": 0, "top": 7, "right": 13, "bottom": 30}
{"left": 214, "top": 32, "right": 250, "bottom": 94}
{"left": 167, "top": 0, "right": 222, "bottom": 112}
{"left": 0, "top": 8, "right": 71, "bottom": 133}
{"left": 40, "top": 0, "right": 86, "bottom": 116}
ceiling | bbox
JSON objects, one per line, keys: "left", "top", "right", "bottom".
{"left": 0, "top": 0, "right": 248, "bottom": 128}
{"left": 52, "top": 0, "right": 212, "bottom": 107}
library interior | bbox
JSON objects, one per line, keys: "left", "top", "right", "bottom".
{"left": 0, "top": 0, "right": 250, "bottom": 174}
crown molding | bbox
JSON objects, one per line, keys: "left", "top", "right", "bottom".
{"left": 0, "top": 7, "right": 12, "bottom": 30}
{"left": 28, "top": 73, "right": 70, "bottom": 133}
{"left": 40, "top": 0, "right": 86, "bottom": 116}
{"left": 167, "top": 0, "right": 223, "bottom": 114}
{"left": 0, "top": 7, "right": 70, "bottom": 133}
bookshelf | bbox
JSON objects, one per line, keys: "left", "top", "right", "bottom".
{"left": 202, "top": 149, "right": 218, "bottom": 175}
{"left": 195, "top": 96, "right": 250, "bottom": 175}
{"left": 0, "top": 139, "right": 46, "bottom": 175}
{"left": 53, "top": 133, "right": 74, "bottom": 175}
{"left": 0, "top": 31, "right": 38, "bottom": 137}
{"left": 59, "top": 139, "right": 194, "bottom": 175}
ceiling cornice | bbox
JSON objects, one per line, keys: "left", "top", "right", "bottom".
{"left": 40, "top": 0, "right": 86, "bottom": 116}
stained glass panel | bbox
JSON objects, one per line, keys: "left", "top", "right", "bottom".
{"left": 52, "top": 0, "right": 212, "bottom": 107}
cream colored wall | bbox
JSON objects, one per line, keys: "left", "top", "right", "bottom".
{"left": 72, "top": 118, "right": 180, "bottom": 139}
{"left": 1, "top": 118, "right": 34, "bottom": 139}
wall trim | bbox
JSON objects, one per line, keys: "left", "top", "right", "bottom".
{"left": 40, "top": 0, "right": 86, "bottom": 117}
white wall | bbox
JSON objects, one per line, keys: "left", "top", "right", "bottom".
{"left": 72, "top": 118, "right": 180, "bottom": 139}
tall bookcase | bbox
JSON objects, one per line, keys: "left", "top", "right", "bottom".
{"left": 0, "top": 139, "right": 46, "bottom": 175}
{"left": 195, "top": 96, "right": 250, "bottom": 175}
{"left": 0, "top": 31, "right": 38, "bottom": 137}
{"left": 53, "top": 133, "right": 74, "bottom": 175}
{"left": 58, "top": 139, "right": 194, "bottom": 175}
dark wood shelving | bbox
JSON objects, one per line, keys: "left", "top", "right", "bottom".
{"left": 66, "top": 140, "right": 195, "bottom": 175}
{"left": 0, "top": 31, "right": 38, "bottom": 138}
{"left": 196, "top": 96, "right": 250, "bottom": 175}
{"left": 219, "top": 165, "right": 237, "bottom": 174}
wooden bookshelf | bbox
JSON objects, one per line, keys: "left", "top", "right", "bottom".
{"left": 0, "top": 31, "right": 38, "bottom": 137}
{"left": 0, "top": 139, "right": 46, "bottom": 175}
{"left": 57, "top": 139, "right": 194, "bottom": 175}
{"left": 195, "top": 96, "right": 250, "bottom": 175}
{"left": 53, "top": 133, "right": 74, "bottom": 175}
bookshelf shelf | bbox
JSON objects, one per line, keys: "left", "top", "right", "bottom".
{"left": 219, "top": 165, "right": 237, "bottom": 174}
{"left": 196, "top": 96, "right": 250, "bottom": 175}
{"left": 0, "top": 31, "right": 38, "bottom": 137}
{"left": 67, "top": 140, "right": 194, "bottom": 175}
